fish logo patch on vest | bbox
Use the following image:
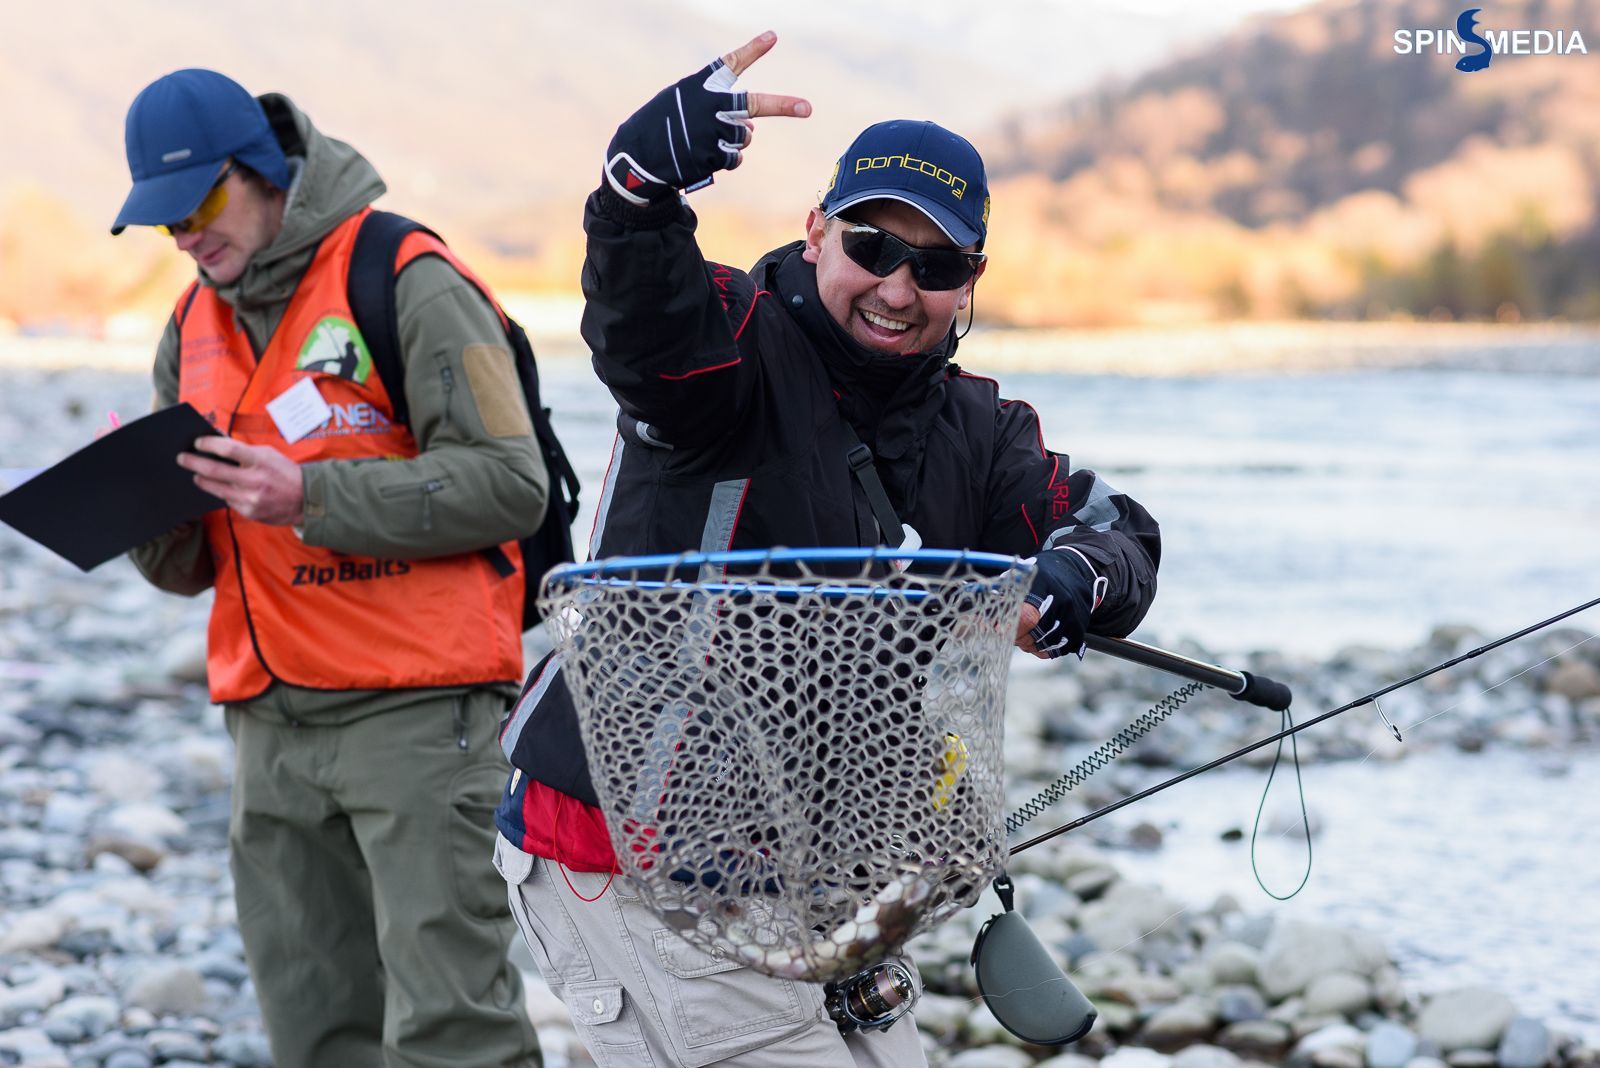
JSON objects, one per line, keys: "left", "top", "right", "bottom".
{"left": 296, "top": 315, "right": 374, "bottom": 384}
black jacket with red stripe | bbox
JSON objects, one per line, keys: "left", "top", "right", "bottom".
{"left": 494, "top": 186, "right": 1161, "bottom": 863}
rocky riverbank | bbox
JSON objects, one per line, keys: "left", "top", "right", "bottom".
{"left": 0, "top": 537, "right": 1594, "bottom": 1066}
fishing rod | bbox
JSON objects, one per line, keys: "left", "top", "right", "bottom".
{"left": 1011, "top": 594, "right": 1600, "bottom": 856}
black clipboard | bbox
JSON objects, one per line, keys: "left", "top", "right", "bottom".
{"left": 0, "top": 403, "right": 226, "bottom": 571}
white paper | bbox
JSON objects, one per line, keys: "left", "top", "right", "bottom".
{"left": 266, "top": 377, "right": 334, "bottom": 444}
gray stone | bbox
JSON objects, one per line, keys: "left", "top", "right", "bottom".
{"left": 124, "top": 963, "right": 208, "bottom": 1016}
{"left": 0, "top": 907, "right": 67, "bottom": 953}
{"left": 1310, "top": 1049, "right": 1365, "bottom": 1068}
{"left": 1444, "top": 1051, "right": 1497, "bottom": 1068}
{"left": 1171, "top": 1046, "right": 1244, "bottom": 1068}
{"left": 1416, "top": 988, "right": 1516, "bottom": 1052}
{"left": 156, "top": 632, "right": 209, "bottom": 684}
{"left": 1097, "top": 1001, "right": 1140, "bottom": 1034}
{"left": 1099, "top": 973, "right": 1184, "bottom": 1008}
{"left": 1302, "top": 972, "right": 1373, "bottom": 1018}
{"left": 1174, "top": 962, "right": 1215, "bottom": 995}
{"left": 1101, "top": 1049, "right": 1175, "bottom": 1068}
{"left": 42, "top": 995, "right": 120, "bottom": 1040}
{"left": 104, "top": 1052, "right": 154, "bottom": 1068}
{"left": 948, "top": 1048, "right": 1034, "bottom": 1068}
{"left": 1294, "top": 1015, "right": 1350, "bottom": 1041}
{"left": 1141, "top": 1000, "right": 1219, "bottom": 1051}
{"left": 1225, "top": 914, "right": 1276, "bottom": 950}
{"left": 43, "top": 1016, "right": 87, "bottom": 1044}
{"left": 194, "top": 953, "right": 251, "bottom": 986}
{"left": 1259, "top": 923, "right": 1387, "bottom": 1001}
{"left": 1216, "top": 1020, "right": 1293, "bottom": 1057}
{"left": 911, "top": 993, "right": 967, "bottom": 1036}
{"left": 1290, "top": 1023, "right": 1367, "bottom": 1067}
{"left": 0, "top": 1027, "right": 63, "bottom": 1065}
{"left": 1035, "top": 1055, "right": 1102, "bottom": 1068}
{"left": 1496, "top": 1016, "right": 1555, "bottom": 1068}
{"left": 1367, "top": 1021, "right": 1421, "bottom": 1068}
{"left": 1065, "top": 864, "right": 1120, "bottom": 901}
{"left": 147, "top": 1030, "right": 208, "bottom": 1062}
{"left": 1373, "top": 965, "right": 1407, "bottom": 1013}
{"left": 962, "top": 1005, "right": 1023, "bottom": 1048}
{"left": 0, "top": 970, "right": 67, "bottom": 1026}
{"left": 1545, "top": 659, "right": 1600, "bottom": 701}
{"left": 1216, "top": 984, "right": 1267, "bottom": 1023}
{"left": 1207, "top": 942, "right": 1262, "bottom": 986}
{"left": 1403, "top": 1058, "right": 1450, "bottom": 1068}
{"left": 1077, "top": 881, "right": 1186, "bottom": 957}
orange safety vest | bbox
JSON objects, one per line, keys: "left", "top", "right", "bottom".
{"left": 176, "top": 207, "right": 524, "bottom": 703}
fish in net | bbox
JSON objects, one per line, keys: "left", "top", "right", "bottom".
{"left": 540, "top": 547, "right": 1032, "bottom": 981}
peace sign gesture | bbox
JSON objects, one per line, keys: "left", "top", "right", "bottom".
{"left": 604, "top": 31, "right": 812, "bottom": 206}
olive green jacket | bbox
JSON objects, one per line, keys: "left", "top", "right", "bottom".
{"left": 131, "top": 94, "right": 545, "bottom": 721}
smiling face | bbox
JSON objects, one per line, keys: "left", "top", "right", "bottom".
{"left": 170, "top": 168, "right": 285, "bottom": 286}
{"left": 802, "top": 198, "right": 984, "bottom": 356}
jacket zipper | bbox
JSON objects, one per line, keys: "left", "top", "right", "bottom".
{"left": 378, "top": 477, "right": 450, "bottom": 531}
{"left": 438, "top": 362, "right": 456, "bottom": 432}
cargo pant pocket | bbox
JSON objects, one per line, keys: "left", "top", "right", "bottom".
{"left": 449, "top": 763, "right": 512, "bottom": 922}
{"left": 567, "top": 979, "right": 657, "bottom": 1067}
{"left": 494, "top": 835, "right": 593, "bottom": 986}
{"left": 650, "top": 927, "right": 823, "bottom": 1067}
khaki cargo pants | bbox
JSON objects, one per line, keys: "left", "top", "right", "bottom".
{"left": 495, "top": 835, "right": 928, "bottom": 1067}
{"left": 226, "top": 690, "right": 540, "bottom": 1068}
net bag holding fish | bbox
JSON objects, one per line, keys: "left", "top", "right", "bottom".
{"left": 539, "top": 547, "right": 1032, "bottom": 982}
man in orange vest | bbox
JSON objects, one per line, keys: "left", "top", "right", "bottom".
{"left": 111, "top": 69, "right": 544, "bottom": 1068}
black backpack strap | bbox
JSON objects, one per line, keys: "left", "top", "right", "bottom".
{"left": 173, "top": 281, "right": 202, "bottom": 331}
{"left": 348, "top": 209, "right": 434, "bottom": 427}
{"left": 841, "top": 423, "right": 906, "bottom": 548}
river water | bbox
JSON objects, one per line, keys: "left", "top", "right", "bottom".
{"left": 538, "top": 359, "right": 1600, "bottom": 655}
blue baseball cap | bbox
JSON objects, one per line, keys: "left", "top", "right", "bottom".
{"left": 820, "top": 120, "right": 990, "bottom": 249}
{"left": 111, "top": 69, "right": 290, "bottom": 235}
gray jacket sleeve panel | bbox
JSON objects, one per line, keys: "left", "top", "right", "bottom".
{"left": 299, "top": 255, "right": 549, "bottom": 560}
{"left": 983, "top": 395, "right": 1161, "bottom": 639}
{"left": 129, "top": 314, "right": 217, "bottom": 596}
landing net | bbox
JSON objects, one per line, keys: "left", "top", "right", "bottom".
{"left": 540, "top": 547, "right": 1032, "bottom": 981}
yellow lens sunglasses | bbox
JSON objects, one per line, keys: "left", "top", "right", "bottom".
{"left": 155, "top": 161, "right": 239, "bottom": 237}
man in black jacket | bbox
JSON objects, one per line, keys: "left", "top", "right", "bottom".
{"left": 494, "top": 31, "right": 1161, "bottom": 1067}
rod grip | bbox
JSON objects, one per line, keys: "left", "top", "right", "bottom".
{"left": 1231, "top": 670, "right": 1292, "bottom": 711}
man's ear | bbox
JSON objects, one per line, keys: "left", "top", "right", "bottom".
{"left": 802, "top": 207, "right": 826, "bottom": 264}
{"left": 958, "top": 258, "right": 987, "bottom": 310}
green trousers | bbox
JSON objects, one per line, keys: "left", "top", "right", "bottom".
{"left": 226, "top": 690, "right": 540, "bottom": 1068}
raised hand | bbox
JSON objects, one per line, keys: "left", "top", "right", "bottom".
{"left": 604, "top": 30, "right": 811, "bottom": 205}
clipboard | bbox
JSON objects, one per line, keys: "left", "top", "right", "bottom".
{"left": 0, "top": 403, "right": 226, "bottom": 571}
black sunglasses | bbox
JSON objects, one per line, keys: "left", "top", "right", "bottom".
{"left": 837, "top": 220, "right": 985, "bottom": 292}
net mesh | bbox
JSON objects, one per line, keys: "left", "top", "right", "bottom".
{"left": 540, "top": 550, "right": 1032, "bottom": 981}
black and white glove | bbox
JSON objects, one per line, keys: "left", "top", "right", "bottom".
{"left": 605, "top": 58, "right": 751, "bottom": 206}
{"left": 1023, "top": 548, "right": 1107, "bottom": 659}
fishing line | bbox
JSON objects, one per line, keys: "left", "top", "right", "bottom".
{"left": 1249, "top": 705, "right": 1312, "bottom": 900}
{"left": 997, "top": 601, "right": 1600, "bottom": 994}
{"left": 1005, "top": 679, "right": 1316, "bottom": 897}
{"left": 1011, "top": 595, "right": 1600, "bottom": 857}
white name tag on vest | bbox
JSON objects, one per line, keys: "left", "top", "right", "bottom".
{"left": 266, "top": 377, "right": 334, "bottom": 444}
